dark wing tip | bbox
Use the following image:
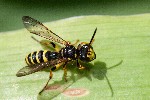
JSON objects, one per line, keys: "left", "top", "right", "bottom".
{"left": 22, "top": 16, "right": 36, "bottom": 29}
{"left": 22, "top": 16, "right": 35, "bottom": 24}
{"left": 22, "top": 16, "right": 29, "bottom": 21}
{"left": 22, "top": 16, "right": 30, "bottom": 21}
{"left": 16, "top": 71, "right": 25, "bottom": 77}
{"left": 16, "top": 73, "right": 22, "bottom": 77}
{"left": 16, "top": 67, "right": 29, "bottom": 77}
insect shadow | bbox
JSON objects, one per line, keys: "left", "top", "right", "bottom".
{"left": 38, "top": 60, "right": 123, "bottom": 99}
{"left": 68, "top": 60, "right": 123, "bottom": 97}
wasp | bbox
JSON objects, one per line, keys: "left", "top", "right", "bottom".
{"left": 16, "top": 16, "right": 97, "bottom": 94}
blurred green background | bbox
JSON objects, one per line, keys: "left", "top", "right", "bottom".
{"left": 1, "top": 0, "right": 150, "bottom": 32}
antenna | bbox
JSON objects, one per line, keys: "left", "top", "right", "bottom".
{"left": 89, "top": 28, "right": 97, "bottom": 45}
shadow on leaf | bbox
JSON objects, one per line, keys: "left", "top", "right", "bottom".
{"left": 37, "top": 60, "right": 123, "bottom": 99}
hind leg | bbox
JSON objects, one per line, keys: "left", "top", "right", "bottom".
{"left": 39, "top": 69, "right": 53, "bottom": 95}
{"left": 39, "top": 62, "right": 64, "bottom": 94}
{"left": 51, "top": 62, "right": 68, "bottom": 82}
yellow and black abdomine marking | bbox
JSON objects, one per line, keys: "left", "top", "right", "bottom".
{"left": 25, "top": 50, "right": 60, "bottom": 65}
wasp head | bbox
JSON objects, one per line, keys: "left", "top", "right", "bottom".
{"left": 77, "top": 28, "right": 97, "bottom": 62}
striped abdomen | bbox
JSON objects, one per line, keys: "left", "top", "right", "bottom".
{"left": 25, "top": 50, "right": 60, "bottom": 65}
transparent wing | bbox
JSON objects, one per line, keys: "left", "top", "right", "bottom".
{"left": 16, "top": 59, "right": 66, "bottom": 77}
{"left": 22, "top": 16, "right": 69, "bottom": 45}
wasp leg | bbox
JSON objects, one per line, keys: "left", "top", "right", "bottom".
{"left": 51, "top": 62, "right": 64, "bottom": 71}
{"left": 51, "top": 62, "right": 67, "bottom": 82}
{"left": 62, "top": 62, "right": 68, "bottom": 82}
{"left": 39, "top": 69, "right": 53, "bottom": 95}
{"left": 72, "top": 40, "right": 80, "bottom": 46}
{"left": 31, "top": 36, "right": 60, "bottom": 52}
{"left": 76, "top": 60, "right": 85, "bottom": 69}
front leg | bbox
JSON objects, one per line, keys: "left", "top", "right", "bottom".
{"left": 76, "top": 60, "right": 85, "bottom": 70}
{"left": 72, "top": 40, "right": 80, "bottom": 46}
{"left": 62, "top": 62, "right": 68, "bottom": 82}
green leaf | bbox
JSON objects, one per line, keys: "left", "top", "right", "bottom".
{"left": 0, "top": 14, "right": 150, "bottom": 99}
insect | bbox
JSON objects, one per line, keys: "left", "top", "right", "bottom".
{"left": 16, "top": 16, "right": 97, "bottom": 94}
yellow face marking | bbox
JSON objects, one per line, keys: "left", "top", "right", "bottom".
{"left": 43, "top": 50, "right": 48, "bottom": 62}
{"left": 25, "top": 56, "right": 30, "bottom": 65}
{"left": 87, "top": 48, "right": 95, "bottom": 60}
{"left": 89, "top": 48, "right": 93, "bottom": 53}
{"left": 36, "top": 51, "right": 40, "bottom": 63}
{"left": 30, "top": 52, "right": 35, "bottom": 64}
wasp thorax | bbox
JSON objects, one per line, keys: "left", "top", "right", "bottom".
{"left": 60, "top": 45, "right": 76, "bottom": 60}
{"left": 77, "top": 43, "right": 96, "bottom": 62}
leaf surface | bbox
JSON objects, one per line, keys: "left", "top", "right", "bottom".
{"left": 0, "top": 14, "right": 150, "bottom": 100}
